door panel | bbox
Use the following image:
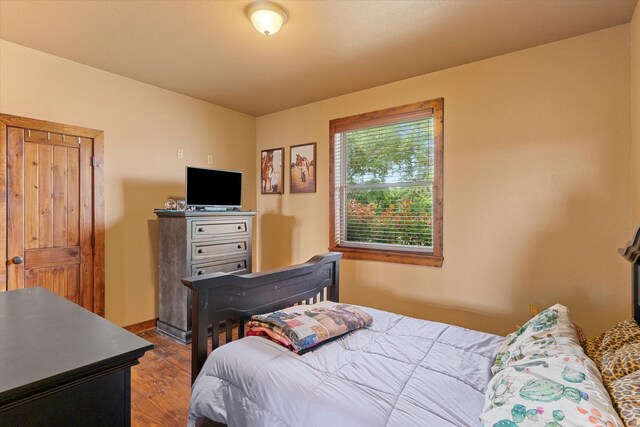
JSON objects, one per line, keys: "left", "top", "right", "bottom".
{"left": 53, "top": 145, "right": 68, "bottom": 247}
{"left": 7, "top": 127, "right": 25, "bottom": 291}
{"left": 66, "top": 265, "right": 79, "bottom": 304}
{"left": 38, "top": 144, "right": 54, "bottom": 248}
{"left": 25, "top": 246, "right": 80, "bottom": 269}
{"left": 24, "top": 266, "right": 80, "bottom": 303}
{"left": 25, "top": 142, "right": 39, "bottom": 250}
{"left": 67, "top": 148, "right": 80, "bottom": 246}
{"left": 7, "top": 127, "right": 93, "bottom": 310}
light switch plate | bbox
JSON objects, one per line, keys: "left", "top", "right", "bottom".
{"left": 207, "top": 155, "right": 213, "bottom": 164}
{"left": 177, "top": 149, "right": 184, "bottom": 159}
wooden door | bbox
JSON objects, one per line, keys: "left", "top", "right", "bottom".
{"left": 0, "top": 115, "right": 104, "bottom": 315}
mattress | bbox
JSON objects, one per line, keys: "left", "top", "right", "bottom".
{"left": 188, "top": 306, "right": 503, "bottom": 427}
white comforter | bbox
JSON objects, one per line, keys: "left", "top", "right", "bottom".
{"left": 189, "top": 307, "right": 502, "bottom": 427}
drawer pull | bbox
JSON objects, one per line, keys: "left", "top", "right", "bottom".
{"left": 237, "top": 264, "right": 242, "bottom": 268}
{"left": 197, "top": 227, "right": 204, "bottom": 233}
{"left": 237, "top": 225, "right": 243, "bottom": 230}
{"left": 237, "top": 244, "right": 242, "bottom": 249}
{"left": 197, "top": 270, "right": 204, "bottom": 275}
{"left": 197, "top": 249, "right": 204, "bottom": 254}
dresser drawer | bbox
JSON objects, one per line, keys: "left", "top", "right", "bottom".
{"left": 192, "top": 220, "right": 248, "bottom": 239}
{"left": 192, "top": 259, "right": 248, "bottom": 276}
{"left": 192, "top": 240, "right": 248, "bottom": 260}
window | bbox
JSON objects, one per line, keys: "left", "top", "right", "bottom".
{"left": 329, "top": 98, "right": 443, "bottom": 267}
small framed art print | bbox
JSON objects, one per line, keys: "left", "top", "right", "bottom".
{"left": 261, "top": 147, "right": 284, "bottom": 194}
{"left": 290, "top": 143, "right": 316, "bottom": 193}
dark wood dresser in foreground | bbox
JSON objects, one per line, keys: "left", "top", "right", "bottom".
{"left": 0, "top": 287, "right": 153, "bottom": 426}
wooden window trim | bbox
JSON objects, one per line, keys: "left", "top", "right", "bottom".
{"left": 0, "top": 113, "right": 105, "bottom": 316}
{"left": 329, "top": 98, "right": 444, "bottom": 267}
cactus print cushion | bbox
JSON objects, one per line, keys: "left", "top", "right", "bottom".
{"left": 492, "top": 304, "right": 584, "bottom": 374}
{"left": 608, "top": 370, "right": 640, "bottom": 427}
{"left": 584, "top": 319, "right": 640, "bottom": 387}
{"left": 481, "top": 354, "right": 624, "bottom": 427}
{"left": 246, "top": 301, "right": 373, "bottom": 353}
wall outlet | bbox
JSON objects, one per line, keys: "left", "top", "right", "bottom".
{"left": 177, "top": 149, "right": 184, "bottom": 159}
{"left": 207, "top": 155, "right": 213, "bottom": 164}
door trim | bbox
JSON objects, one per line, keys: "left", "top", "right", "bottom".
{"left": 0, "top": 114, "right": 105, "bottom": 316}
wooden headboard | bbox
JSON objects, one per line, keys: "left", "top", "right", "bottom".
{"left": 618, "top": 224, "right": 640, "bottom": 325}
{"left": 182, "top": 252, "right": 342, "bottom": 384}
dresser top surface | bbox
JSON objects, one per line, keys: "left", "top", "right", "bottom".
{"left": 154, "top": 209, "right": 256, "bottom": 218}
{"left": 0, "top": 287, "right": 153, "bottom": 402}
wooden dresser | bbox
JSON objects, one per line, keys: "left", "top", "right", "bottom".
{"left": 0, "top": 287, "right": 152, "bottom": 426}
{"left": 155, "top": 210, "right": 256, "bottom": 343}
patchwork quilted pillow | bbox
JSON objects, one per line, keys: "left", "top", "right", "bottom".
{"left": 492, "top": 304, "right": 584, "bottom": 374}
{"left": 584, "top": 319, "right": 640, "bottom": 386}
{"left": 609, "top": 370, "right": 640, "bottom": 427}
{"left": 481, "top": 355, "right": 624, "bottom": 427}
{"left": 247, "top": 301, "right": 373, "bottom": 353}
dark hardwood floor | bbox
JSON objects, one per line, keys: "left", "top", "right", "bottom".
{"left": 130, "top": 328, "right": 236, "bottom": 426}
{"left": 131, "top": 330, "right": 192, "bottom": 426}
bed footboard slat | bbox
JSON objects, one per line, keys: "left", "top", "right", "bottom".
{"left": 212, "top": 320, "right": 219, "bottom": 350}
{"left": 225, "top": 321, "right": 233, "bottom": 344}
{"left": 238, "top": 320, "right": 245, "bottom": 338}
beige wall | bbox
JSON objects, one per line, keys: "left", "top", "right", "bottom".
{"left": 632, "top": 5, "right": 640, "bottom": 222}
{"left": 256, "top": 26, "right": 632, "bottom": 337}
{"left": 0, "top": 40, "right": 256, "bottom": 327}
{"left": 0, "top": 22, "right": 634, "bottom": 336}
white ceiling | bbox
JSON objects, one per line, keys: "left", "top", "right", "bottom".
{"left": 0, "top": 0, "right": 637, "bottom": 116}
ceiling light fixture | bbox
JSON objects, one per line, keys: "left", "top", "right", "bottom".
{"left": 245, "top": 0, "right": 288, "bottom": 36}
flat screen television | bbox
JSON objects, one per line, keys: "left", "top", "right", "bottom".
{"left": 185, "top": 166, "right": 242, "bottom": 209}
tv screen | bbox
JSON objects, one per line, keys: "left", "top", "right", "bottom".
{"left": 186, "top": 167, "right": 242, "bottom": 208}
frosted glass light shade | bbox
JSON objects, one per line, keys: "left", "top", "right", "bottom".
{"left": 251, "top": 10, "right": 283, "bottom": 36}
{"left": 245, "top": 1, "right": 288, "bottom": 36}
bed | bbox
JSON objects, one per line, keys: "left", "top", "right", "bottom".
{"left": 183, "top": 228, "right": 640, "bottom": 427}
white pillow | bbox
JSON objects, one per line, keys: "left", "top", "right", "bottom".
{"left": 492, "top": 304, "right": 584, "bottom": 374}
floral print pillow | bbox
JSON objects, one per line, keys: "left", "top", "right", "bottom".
{"left": 481, "top": 354, "right": 624, "bottom": 426}
{"left": 492, "top": 304, "right": 584, "bottom": 374}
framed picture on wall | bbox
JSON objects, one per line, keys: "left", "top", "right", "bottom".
{"left": 261, "top": 147, "right": 284, "bottom": 194}
{"left": 290, "top": 142, "right": 316, "bottom": 193}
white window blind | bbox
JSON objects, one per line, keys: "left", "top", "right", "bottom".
{"left": 333, "top": 116, "right": 435, "bottom": 252}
